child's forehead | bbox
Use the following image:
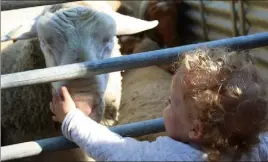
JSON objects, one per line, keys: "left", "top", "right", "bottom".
{"left": 172, "top": 66, "right": 194, "bottom": 88}
{"left": 171, "top": 69, "right": 185, "bottom": 90}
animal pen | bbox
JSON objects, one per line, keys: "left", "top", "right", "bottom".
{"left": 1, "top": 1, "right": 268, "bottom": 161}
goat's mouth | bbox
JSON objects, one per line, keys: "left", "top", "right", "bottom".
{"left": 72, "top": 95, "right": 103, "bottom": 123}
{"left": 51, "top": 84, "right": 104, "bottom": 123}
{"left": 73, "top": 99, "right": 92, "bottom": 116}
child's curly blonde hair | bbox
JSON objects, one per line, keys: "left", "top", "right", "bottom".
{"left": 174, "top": 48, "right": 268, "bottom": 161}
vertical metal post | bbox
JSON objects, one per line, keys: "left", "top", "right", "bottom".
{"left": 199, "top": 0, "right": 208, "bottom": 41}
{"left": 231, "top": 0, "right": 239, "bottom": 37}
{"left": 239, "top": 0, "right": 246, "bottom": 35}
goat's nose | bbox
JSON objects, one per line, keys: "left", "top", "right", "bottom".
{"left": 74, "top": 100, "right": 92, "bottom": 116}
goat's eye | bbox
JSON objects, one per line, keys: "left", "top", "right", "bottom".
{"left": 103, "top": 38, "right": 111, "bottom": 44}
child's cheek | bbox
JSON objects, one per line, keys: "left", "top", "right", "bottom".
{"left": 163, "top": 106, "right": 174, "bottom": 133}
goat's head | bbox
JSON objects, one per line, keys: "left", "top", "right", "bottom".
{"left": 4, "top": 5, "right": 158, "bottom": 123}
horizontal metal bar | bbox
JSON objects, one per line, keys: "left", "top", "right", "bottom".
{"left": 1, "top": 118, "right": 165, "bottom": 161}
{"left": 2, "top": 32, "right": 268, "bottom": 89}
{"left": 1, "top": 1, "right": 78, "bottom": 11}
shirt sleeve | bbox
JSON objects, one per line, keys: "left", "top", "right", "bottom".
{"left": 258, "top": 132, "right": 268, "bottom": 160}
{"left": 61, "top": 108, "right": 152, "bottom": 161}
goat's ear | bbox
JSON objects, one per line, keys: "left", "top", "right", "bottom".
{"left": 1, "top": 17, "right": 39, "bottom": 42}
{"left": 108, "top": 11, "right": 158, "bottom": 35}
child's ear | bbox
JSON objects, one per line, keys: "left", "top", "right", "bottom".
{"left": 188, "top": 119, "right": 203, "bottom": 142}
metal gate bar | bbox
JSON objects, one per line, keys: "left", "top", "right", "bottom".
{"left": 2, "top": 32, "right": 268, "bottom": 89}
{"left": 1, "top": 118, "right": 164, "bottom": 161}
{"left": 199, "top": 0, "right": 208, "bottom": 41}
{"left": 230, "top": 0, "right": 239, "bottom": 37}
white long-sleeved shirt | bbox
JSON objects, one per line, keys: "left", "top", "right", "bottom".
{"left": 61, "top": 108, "right": 268, "bottom": 161}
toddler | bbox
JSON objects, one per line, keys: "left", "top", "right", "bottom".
{"left": 51, "top": 48, "right": 268, "bottom": 161}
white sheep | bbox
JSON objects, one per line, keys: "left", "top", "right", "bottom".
{"left": 1, "top": 1, "right": 159, "bottom": 161}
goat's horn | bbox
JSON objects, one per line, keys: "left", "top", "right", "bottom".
{"left": 108, "top": 11, "right": 158, "bottom": 36}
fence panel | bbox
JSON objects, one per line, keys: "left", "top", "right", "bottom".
{"left": 184, "top": 0, "right": 268, "bottom": 81}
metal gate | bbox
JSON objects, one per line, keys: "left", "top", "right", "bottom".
{"left": 1, "top": 1, "right": 268, "bottom": 161}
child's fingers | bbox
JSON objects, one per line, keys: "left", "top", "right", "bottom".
{"left": 52, "top": 95, "right": 56, "bottom": 104}
{"left": 49, "top": 102, "right": 54, "bottom": 113}
{"left": 55, "top": 94, "right": 62, "bottom": 102}
{"left": 52, "top": 116, "right": 58, "bottom": 122}
{"left": 52, "top": 94, "right": 63, "bottom": 106}
{"left": 61, "top": 86, "right": 72, "bottom": 101}
{"left": 52, "top": 95, "right": 60, "bottom": 106}
{"left": 51, "top": 96, "right": 64, "bottom": 112}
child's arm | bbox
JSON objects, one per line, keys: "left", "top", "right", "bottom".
{"left": 61, "top": 107, "right": 150, "bottom": 161}
{"left": 50, "top": 86, "right": 151, "bottom": 161}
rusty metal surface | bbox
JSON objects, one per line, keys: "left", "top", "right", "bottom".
{"left": 183, "top": 0, "right": 268, "bottom": 80}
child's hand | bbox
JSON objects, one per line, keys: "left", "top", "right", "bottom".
{"left": 50, "top": 86, "right": 76, "bottom": 123}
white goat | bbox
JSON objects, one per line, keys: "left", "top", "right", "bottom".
{"left": 1, "top": 1, "right": 158, "bottom": 161}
